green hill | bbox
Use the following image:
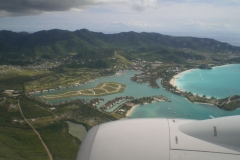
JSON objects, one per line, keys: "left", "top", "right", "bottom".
{"left": 0, "top": 29, "right": 239, "bottom": 65}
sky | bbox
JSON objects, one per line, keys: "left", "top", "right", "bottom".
{"left": 0, "top": 0, "right": 240, "bottom": 44}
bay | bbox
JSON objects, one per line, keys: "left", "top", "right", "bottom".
{"left": 176, "top": 64, "right": 240, "bottom": 98}
{"left": 34, "top": 66, "right": 240, "bottom": 120}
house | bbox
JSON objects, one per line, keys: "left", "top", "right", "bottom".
{"left": 50, "top": 107, "right": 56, "bottom": 110}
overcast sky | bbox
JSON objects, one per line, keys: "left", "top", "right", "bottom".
{"left": 0, "top": 0, "right": 240, "bottom": 41}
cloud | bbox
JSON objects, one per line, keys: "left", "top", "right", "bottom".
{"left": 187, "top": 20, "right": 232, "bottom": 29}
{"left": 0, "top": 0, "right": 159, "bottom": 17}
{"left": 131, "top": 0, "right": 157, "bottom": 12}
{"left": 0, "top": 0, "right": 127, "bottom": 17}
{"left": 88, "top": 20, "right": 163, "bottom": 29}
{"left": 110, "top": 20, "right": 163, "bottom": 28}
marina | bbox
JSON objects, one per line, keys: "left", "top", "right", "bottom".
{"left": 34, "top": 65, "right": 240, "bottom": 120}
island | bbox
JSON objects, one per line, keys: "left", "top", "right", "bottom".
{"left": 113, "top": 95, "right": 171, "bottom": 117}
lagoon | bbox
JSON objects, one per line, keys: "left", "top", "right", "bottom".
{"left": 35, "top": 66, "right": 240, "bottom": 120}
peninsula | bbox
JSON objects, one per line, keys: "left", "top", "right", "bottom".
{"left": 39, "top": 82, "right": 126, "bottom": 100}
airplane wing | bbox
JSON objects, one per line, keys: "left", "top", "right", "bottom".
{"left": 77, "top": 116, "right": 240, "bottom": 160}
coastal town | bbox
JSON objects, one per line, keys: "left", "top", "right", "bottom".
{"left": 2, "top": 55, "right": 240, "bottom": 113}
{"left": 100, "top": 96, "right": 134, "bottom": 110}
{"left": 1, "top": 47, "right": 240, "bottom": 123}
{"left": 115, "top": 95, "right": 171, "bottom": 117}
{"left": 1, "top": 4, "right": 240, "bottom": 158}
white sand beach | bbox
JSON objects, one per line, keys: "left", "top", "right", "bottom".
{"left": 193, "top": 102, "right": 215, "bottom": 106}
{"left": 126, "top": 105, "right": 139, "bottom": 117}
{"left": 170, "top": 69, "right": 194, "bottom": 92}
{"left": 212, "top": 64, "right": 232, "bottom": 69}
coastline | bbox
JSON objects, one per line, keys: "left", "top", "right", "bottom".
{"left": 212, "top": 64, "right": 233, "bottom": 69}
{"left": 193, "top": 102, "right": 216, "bottom": 106}
{"left": 169, "top": 69, "right": 194, "bottom": 92}
{"left": 126, "top": 105, "right": 138, "bottom": 117}
{"left": 170, "top": 64, "right": 237, "bottom": 89}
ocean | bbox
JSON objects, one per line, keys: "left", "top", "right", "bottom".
{"left": 176, "top": 64, "right": 240, "bottom": 98}
{"left": 34, "top": 65, "right": 240, "bottom": 120}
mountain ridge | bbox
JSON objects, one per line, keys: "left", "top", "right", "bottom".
{"left": 0, "top": 29, "right": 239, "bottom": 65}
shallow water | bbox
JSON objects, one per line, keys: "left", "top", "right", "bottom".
{"left": 66, "top": 121, "right": 87, "bottom": 141}
{"left": 176, "top": 64, "right": 240, "bottom": 98}
{"left": 34, "top": 67, "right": 240, "bottom": 120}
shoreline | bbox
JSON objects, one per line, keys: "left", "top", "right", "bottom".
{"left": 126, "top": 105, "right": 139, "bottom": 117}
{"left": 169, "top": 63, "right": 239, "bottom": 96}
{"left": 186, "top": 98, "right": 217, "bottom": 106}
{"left": 169, "top": 69, "right": 194, "bottom": 92}
{"left": 125, "top": 100, "right": 163, "bottom": 117}
{"left": 193, "top": 102, "right": 216, "bottom": 106}
{"left": 212, "top": 64, "right": 234, "bottom": 69}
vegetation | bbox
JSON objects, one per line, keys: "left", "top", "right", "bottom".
{"left": 114, "top": 95, "right": 170, "bottom": 117}
{"left": 0, "top": 96, "right": 28, "bottom": 128}
{"left": 0, "top": 29, "right": 240, "bottom": 159}
{"left": 0, "top": 94, "right": 117, "bottom": 160}
{"left": 1, "top": 29, "right": 239, "bottom": 66}
{"left": 55, "top": 104, "right": 116, "bottom": 127}
{"left": 198, "top": 64, "right": 212, "bottom": 69}
{"left": 19, "top": 97, "right": 53, "bottom": 118}
{"left": 37, "top": 122, "right": 80, "bottom": 160}
{"left": 0, "top": 126, "right": 48, "bottom": 160}
{"left": 217, "top": 95, "right": 240, "bottom": 111}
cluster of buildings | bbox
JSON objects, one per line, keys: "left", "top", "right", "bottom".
{"left": 130, "top": 71, "right": 162, "bottom": 88}
{"left": 9, "top": 104, "right": 17, "bottom": 109}
{"left": 0, "top": 65, "right": 23, "bottom": 74}
{"left": 3, "top": 90, "right": 20, "bottom": 97}
{"left": 100, "top": 96, "right": 134, "bottom": 110}
{"left": 153, "top": 95, "right": 171, "bottom": 102}
{"left": 90, "top": 98, "right": 104, "bottom": 106}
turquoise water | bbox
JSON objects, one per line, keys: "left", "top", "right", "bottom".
{"left": 34, "top": 66, "right": 240, "bottom": 120}
{"left": 176, "top": 64, "right": 240, "bottom": 98}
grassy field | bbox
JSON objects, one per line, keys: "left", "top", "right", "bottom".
{"left": 55, "top": 104, "right": 116, "bottom": 127}
{"left": 24, "top": 68, "right": 101, "bottom": 92}
{"left": 0, "top": 95, "right": 84, "bottom": 160}
{"left": 0, "top": 96, "right": 28, "bottom": 128}
{"left": 19, "top": 97, "right": 53, "bottom": 119}
{"left": 0, "top": 66, "right": 122, "bottom": 160}
{"left": 0, "top": 126, "right": 48, "bottom": 160}
{"left": 37, "top": 122, "right": 80, "bottom": 160}
{"left": 0, "top": 67, "right": 52, "bottom": 91}
{"left": 40, "top": 82, "right": 126, "bottom": 100}
{"left": 110, "top": 112, "right": 125, "bottom": 119}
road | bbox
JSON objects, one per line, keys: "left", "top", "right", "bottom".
{"left": 18, "top": 100, "right": 53, "bottom": 160}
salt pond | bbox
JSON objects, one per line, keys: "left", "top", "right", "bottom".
{"left": 66, "top": 121, "right": 87, "bottom": 141}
